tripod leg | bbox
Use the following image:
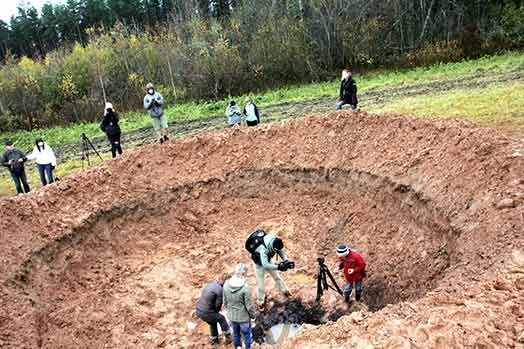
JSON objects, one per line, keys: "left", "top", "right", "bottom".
{"left": 86, "top": 136, "right": 103, "bottom": 161}
{"left": 324, "top": 266, "right": 344, "bottom": 296}
{"left": 316, "top": 267, "right": 323, "bottom": 301}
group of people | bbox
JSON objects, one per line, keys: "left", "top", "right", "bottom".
{"left": 1, "top": 139, "right": 57, "bottom": 194}
{"left": 195, "top": 229, "right": 367, "bottom": 348}
{"left": 225, "top": 98, "right": 261, "bottom": 127}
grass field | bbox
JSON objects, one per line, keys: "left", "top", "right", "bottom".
{"left": 0, "top": 51, "right": 523, "bottom": 196}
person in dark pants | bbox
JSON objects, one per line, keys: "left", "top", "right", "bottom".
{"left": 243, "top": 98, "right": 260, "bottom": 127}
{"left": 100, "top": 102, "right": 123, "bottom": 158}
{"left": 336, "top": 69, "right": 358, "bottom": 110}
{"left": 26, "top": 138, "right": 57, "bottom": 186}
{"left": 196, "top": 276, "right": 232, "bottom": 346}
{"left": 1, "top": 140, "right": 30, "bottom": 194}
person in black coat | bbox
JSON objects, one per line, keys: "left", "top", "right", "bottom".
{"left": 1, "top": 140, "right": 30, "bottom": 194}
{"left": 100, "top": 102, "right": 123, "bottom": 158}
{"left": 336, "top": 69, "right": 358, "bottom": 110}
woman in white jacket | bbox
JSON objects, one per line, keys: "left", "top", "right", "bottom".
{"left": 26, "top": 138, "right": 57, "bottom": 186}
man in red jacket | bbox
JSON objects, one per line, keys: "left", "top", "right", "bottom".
{"left": 337, "top": 244, "right": 366, "bottom": 302}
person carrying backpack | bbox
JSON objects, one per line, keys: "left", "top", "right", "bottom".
{"left": 336, "top": 69, "right": 358, "bottom": 110}
{"left": 100, "top": 102, "right": 123, "bottom": 158}
{"left": 245, "top": 230, "right": 295, "bottom": 308}
{"left": 1, "top": 140, "right": 30, "bottom": 194}
{"left": 336, "top": 244, "right": 366, "bottom": 302}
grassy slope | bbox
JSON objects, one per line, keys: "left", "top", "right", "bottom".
{"left": 0, "top": 52, "right": 523, "bottom": 196}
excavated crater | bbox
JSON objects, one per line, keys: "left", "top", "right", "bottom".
{"left": 12, "top": 166, "right": 458, "bottom": 347}
{"left": 2, "top": 112, "right": 522, "bottom": 348}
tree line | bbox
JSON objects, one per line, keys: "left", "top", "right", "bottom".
{"left": 0, "top": 0, "right": 523, "bottom": 132}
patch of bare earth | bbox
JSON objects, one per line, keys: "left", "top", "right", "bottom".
{"left": 1, "top": 111, "right": 523, "bottom": 348}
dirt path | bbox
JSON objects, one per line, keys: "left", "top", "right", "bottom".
{"left": 48, "top": 66, "right": 524, "bottom": 163}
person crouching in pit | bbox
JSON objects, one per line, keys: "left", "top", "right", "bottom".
{"left": 336, "top": 244, "right": 366, "bottom": 302}
{"left": 195, "top": 274, "right": 232, "bottom": 346}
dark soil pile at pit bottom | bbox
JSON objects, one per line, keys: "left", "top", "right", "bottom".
{"left": 0, "top": 111, "right": 523, "bottom": 348}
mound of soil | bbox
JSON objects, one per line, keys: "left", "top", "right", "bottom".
{"left": 0, "top": 111, "right": 523, "bottom": 348}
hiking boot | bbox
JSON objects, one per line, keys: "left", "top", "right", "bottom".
{"left": 257, "top": 300, "right": 266, "bottom": 311}
{"left": 159, "top": 138, "right": 164, "bottom": 144}
{"left": 283, "top": 291, "right": 292, "bottom": 298}
{"left": 163, "top": 135, "right": 169, "bottom": 141}
{"left": 224, "top": 333, "right": 232, "bottom": 344}
{"left": 210, "top": 337, "right": 219, "bottom": 346}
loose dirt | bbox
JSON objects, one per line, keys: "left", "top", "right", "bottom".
{"left": 1, "top": 111, "right": 523, "bottom": 348}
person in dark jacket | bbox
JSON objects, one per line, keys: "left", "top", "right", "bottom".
{"left": 336, "top": 69, "right": 358, "bottom": 110}
{"left": 1, "top": 140, "right": 30, "bottom": 194}
{"left": 196, "top": 276, "right": 232, "bottom": 345}
{"left": 100, "top": 102, "right": 123, "bottom": 158}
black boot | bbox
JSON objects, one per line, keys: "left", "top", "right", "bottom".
{"left": 159, "top": 137, "right": 164, "bottom": 144}
{"left": 163, "top": 135, "right": 169, "bottom": 141}
{"left": 344, "top": 293, "right": 351, "bottom": 303}
{"left": 355, "top": 293, "right": 362, "bottom": 302}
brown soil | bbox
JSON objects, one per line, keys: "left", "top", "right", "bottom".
{"left": 1, "top": 111, "right": 523, "bottom": 348}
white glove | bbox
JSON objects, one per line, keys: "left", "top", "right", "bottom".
{"left": 348, "top": 269, "right": 354, "bottom": 274}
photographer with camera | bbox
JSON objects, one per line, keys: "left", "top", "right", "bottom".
{"left": 336, "top": 244, "right": 366, "bottom": 303}
{"left": 245, "top": 230, "right": 294, "bottom": 309}
{"left": 143, "top": 82, "right": 169, "bottom": 144}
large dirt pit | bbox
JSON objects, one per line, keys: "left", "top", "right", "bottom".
{"left": 1, "top": 111, "right": 524, "bottom": 348}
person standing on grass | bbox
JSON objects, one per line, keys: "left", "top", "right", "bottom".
{"left": 336, "top": 69, "right": 358, "bottom": 110}
{"left": 1, "top": 140, "right": 30, "bottom": 194}
{"left": 243, "top": 98, "right": 260, "bottom": 127}
{"left": 143, "top": 82, "right": 169, "bottom": 144}
{"left": 100, "top": 102, "right": 123, "bottom": 158}
{"left": 225, "top": 100, "right": 242, "bottom": 127}
{"left": 26, "top": 138, "right": 57, "bottom": 186}
{"left": 223, "top": 263, "right": 257, "bottom": 349}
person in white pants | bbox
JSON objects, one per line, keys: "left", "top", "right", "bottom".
{"left": 252, "top": 234, "right": 292, "bottom": 307}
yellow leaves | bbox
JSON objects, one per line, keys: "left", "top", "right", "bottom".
{"left": 58, "top": 74, "right": 78, "bottom": 100}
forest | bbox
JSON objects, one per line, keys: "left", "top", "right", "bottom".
{"left": 0, "top": 0, "right": 523, "bottom": 131}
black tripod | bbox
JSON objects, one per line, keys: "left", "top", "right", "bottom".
{"left": 316, "top": 257, "right": 343, "bottom": 301}
{"left": 81, "top": 133, "right": 103, "bottom": 168}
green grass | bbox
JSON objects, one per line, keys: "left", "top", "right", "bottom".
{"left": 2, "top": 51, "right": 523, "bottom": 151}
{"left": 371, "top": 82, "right": 524, "bottom": 127}
{"left": 0, "top": 156, "right": 106, "bottom": 196}
{"left": 1, "top": 51, "right": 523, "bottom": 196}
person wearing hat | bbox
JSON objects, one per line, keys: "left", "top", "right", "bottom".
{"left": 100, "top": 102, "right": 123, "bottom": 158}
{"left": 1, "top": 140, "right": 30, "bottom": 194}
{"left": 143, "top": 83, "right": 169, "bottom": 144}
{"left": 225, "top": 100, "right": 242, "bottom": 127}
{"left": 26, "top": 138, "right": 57, "bottom": 186}
{"left": 243, "top": 98, "right": 260, "bottom": 127}
{"left": 196, "top": 274, "right": 232, "bottom": 346}
{"left": 336, "top": 69, "right": 358, "bottom": 110}
{"left": 336, "top": 244, "right": 366, "bottom": 302}
{"left": 223, "top": 263, "right": 256, "bottom": 349}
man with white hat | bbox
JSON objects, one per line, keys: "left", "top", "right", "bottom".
{"left": 336, "top": 244, "right": 366, "bottom": 302}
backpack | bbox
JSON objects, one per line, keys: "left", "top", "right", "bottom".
{"left": 245, "top": 229, "right": 267, "bottom": 265}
